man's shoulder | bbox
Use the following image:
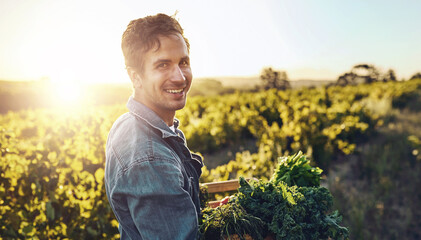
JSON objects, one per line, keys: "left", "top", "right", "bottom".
{"left": 109, "top": 112, "right": 139, "bottom": 133}
{"left": 106, "top": 112, "right": 180, "bottom": 171}
{"left": 108, "top": 112, "right": 151, "bottom": 151}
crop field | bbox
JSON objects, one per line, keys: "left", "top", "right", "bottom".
{"left": 1, "top": 79, "right": 421, "bottom": 239}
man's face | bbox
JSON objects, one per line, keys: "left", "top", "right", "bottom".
{"left": 134, "top": 33, "right": 192, "bottom": 122}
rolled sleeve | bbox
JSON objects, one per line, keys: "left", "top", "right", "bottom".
{"left": 110, "top": 159, "right": 198, "bottom": 240}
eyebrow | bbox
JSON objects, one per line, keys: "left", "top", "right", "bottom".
{"left": 181, "top": 56, "right": 190, "bottom": 63}
{"left": 152, "top": 56, "right": 190, "bottom": 66}
{"left": 153, "top": 59, "right": 171, "bottom": 66}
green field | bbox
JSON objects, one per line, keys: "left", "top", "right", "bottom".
{"left": 1, "top": 78, "right": 421, "bottom": 239}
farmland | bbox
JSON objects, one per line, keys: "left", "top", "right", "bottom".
{"left": 1, "top": 78, "right": 421, "bottom": 239}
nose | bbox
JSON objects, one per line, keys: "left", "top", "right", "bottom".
{"left": 170, "top": 66, "right": 186, "bottom": 82}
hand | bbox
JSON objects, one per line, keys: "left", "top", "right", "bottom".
{"left": 219, "top": 196, "right": 232, "bottom": 206}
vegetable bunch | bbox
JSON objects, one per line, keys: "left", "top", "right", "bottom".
{"left": 271, "top": 151, "right": 323, "bottom": 187}
{"left": 236, "top": 178, "right": 348, "bottom": 240}
{"left": 199, "top": 202, "right": 265, "bottom": 240}
{"left": 199, "top": 152, "right": 349, "bottom": 240}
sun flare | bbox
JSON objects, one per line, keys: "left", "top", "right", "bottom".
{"left": 51, "top": 82, "right": 84, "bottom": 106}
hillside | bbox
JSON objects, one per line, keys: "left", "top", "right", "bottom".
{"left": 194, "top": 76, "right": 334, "bottom": 90}
{"left": 0, "top": 78, "right": 334, "bottom": 113}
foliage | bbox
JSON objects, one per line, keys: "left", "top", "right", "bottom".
{"left": 337, "top": 72, "right": 358, "bottom": 86}
{"left": 337, "top": 64, "right": 387, "bottom": 85}
{"left": 0, "top": 107, "right": 123, "bottom": 239}
{"left": 328, "top": 127, "right": 421, "bottom": 239}
{"left": 382, "top": 69, "right": 397, "bottom": 82}
{"left": 1, "top": 79, "right": 420, "bottom": 238}
{"left": 259, "top": 67, "right": 291, "bottom": 90}
{"left": 197, "top": 79, "right": 421, "bottom": 183}
{"left": 351, "top": 64, "right": 380, "bottom": 83}
{"left": 409, "top": 72, "right": 421, "bottom": 80}
{"left": 189, "top": 79, "right": 236, "bottom": 97}
{"left": 271, "top": 151, "right": 323, "bottom": 187}
{"left": 234, "top": 177, "right": 349, "bottom": 240}
{"left": 199, "top": 202, "right": 265, "bottom": 240}
{"left": 390, "top": 79, "right": 421, "bottom": 111}
{"left": 199, "top": 184, "right": 210, "bottom": 209}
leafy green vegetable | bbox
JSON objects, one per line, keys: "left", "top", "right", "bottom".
{"left": 236, "top": 177, "right": 303, "bottom": 238}
{"left": 235, "top": 177, "right": 349, "bottom": 240}
{"left": 271, "top": 151, "right": 323, "bottom": 187}
{"left": 199, "top": 184, "right": 210, "bottom": 209}
{"left": 199, "top": 202, "right": 265, "bottom": 240}
{"left": 199, "top": 150, "right": 349, "bottom": 239}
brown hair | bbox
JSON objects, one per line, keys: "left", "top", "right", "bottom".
{"left": 121, "top": 13, "right": 190, "bottom": 71}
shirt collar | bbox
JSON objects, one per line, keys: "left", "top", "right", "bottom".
{"left": 126, "top": 96, "right": 179, "bottom": 139}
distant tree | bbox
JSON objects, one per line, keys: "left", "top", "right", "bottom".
{"left": 382, "top": 69, "right": 397, "bottom": 82}
{"left": 410, "top": 72, "right": 421, "bottom": 80}
{"left": 337, "top": 72, "right": 357, "bottom": 86}
{"left": 260, "top": 67, "right": 291, "bottom": 90}
{"left": 350, "top": 64, "right": 380, "bottom": 84}
{"left": 189, "top": 79, "right": 235, "bottom": 96}
{"left": 336, "top": 63, "right": 381, "bottom": 86}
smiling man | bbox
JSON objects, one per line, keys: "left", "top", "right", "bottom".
{"left": 104, "top": 14, "right": 203, "bottom": 239}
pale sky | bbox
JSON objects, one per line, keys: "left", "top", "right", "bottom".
{"left": 1, "top": 0, "right": 420, "bottom": 84}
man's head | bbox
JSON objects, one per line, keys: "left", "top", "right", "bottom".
{"left": 122, "top": 13, "right": 192, "bottom": 125}
{"left": 122, "top": 13, "right": 190, "bottom": 73}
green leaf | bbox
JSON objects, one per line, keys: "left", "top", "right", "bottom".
{"left": 271, "top": 151, "right": 323, "bottom": 187}
{"left": 22, "top": 224, "right": 33, "bottom": 234}
{"left": 46, "top": 201, "right": 55, "bottom": 221}
{"left": 87, "top": 226, "right": 99, "bottom": 236}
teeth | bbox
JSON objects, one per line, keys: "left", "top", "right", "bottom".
{"left": 166, "top": 89, "right": 183, "bottom": 93}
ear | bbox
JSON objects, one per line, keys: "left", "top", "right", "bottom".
{"left": 127, "top": 67, "right": 142, "bottom": 89}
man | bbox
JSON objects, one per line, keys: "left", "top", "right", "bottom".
{"left": 104, "top": 13, "right": 203, "bottom": 239}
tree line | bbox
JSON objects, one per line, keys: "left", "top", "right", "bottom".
{"left": 259, "top": 64, "right": 421, "bottom": 90}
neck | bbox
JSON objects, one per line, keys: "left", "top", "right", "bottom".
{"left": 132, "top": 93, "right": 175, "bottom": 126}
{"left": 160, "top": 113, "right": 175, "bottom": 126}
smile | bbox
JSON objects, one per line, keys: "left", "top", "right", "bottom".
{"left": 166, "top": 88, "right": 184, "bottom": 94}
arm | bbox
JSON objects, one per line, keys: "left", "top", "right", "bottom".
{"left": 111, "top": 159, "right": 198, "bottom": 240}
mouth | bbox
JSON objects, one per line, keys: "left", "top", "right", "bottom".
{"left": 165, "top": 88, "right": 185, "bottom": 94}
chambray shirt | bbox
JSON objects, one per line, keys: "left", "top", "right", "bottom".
{"left": 105, "top": 96, "right": 203, "bottom": 240}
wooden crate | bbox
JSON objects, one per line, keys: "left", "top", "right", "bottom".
{"left": 202, "top": 179, "right": 241, "bottom": 208}
{"left": 202, "top": 179, "right": 275, "bottom": 240}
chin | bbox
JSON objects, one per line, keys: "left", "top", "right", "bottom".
{"left": 173, "top": 102, "right": 187, "bottom": 111}
{"left": 174, "top": 105, "right": 186, "bottom": 111}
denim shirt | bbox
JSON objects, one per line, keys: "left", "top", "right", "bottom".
{"left": 105, "top": 96, "right": 203, "bottom": 240}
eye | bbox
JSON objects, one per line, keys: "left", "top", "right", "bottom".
{"left": 158, "top": 63, "right": 168, "bottom": 68}
{"left": 180, "top": 60, "right": 189, "bottom": 67}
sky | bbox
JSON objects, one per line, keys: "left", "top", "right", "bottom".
{"left": 1, "top": 0, "right": 420, "bottom": 84}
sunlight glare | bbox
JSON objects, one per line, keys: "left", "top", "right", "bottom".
{"left": 57, "top": 83, "right": 81, "bottom": 103}
{"left": 50, "top": 81, "right": 84, "bottom": 107}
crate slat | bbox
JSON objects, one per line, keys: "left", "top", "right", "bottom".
{"left": 202, "top": 179, "right": 240, "bottom": 193}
